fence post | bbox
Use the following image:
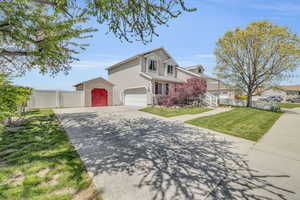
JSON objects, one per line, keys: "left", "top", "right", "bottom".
{"left": 56, "top": 90, "right": 60, "bottom": 108}
{"left": 27, "top": 90, "right": 35, "bottom": 109}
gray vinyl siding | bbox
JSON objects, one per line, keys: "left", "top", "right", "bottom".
{"left": 108, "top": 58, "right": 151, "bottom": 105}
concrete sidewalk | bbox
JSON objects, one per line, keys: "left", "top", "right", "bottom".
{"left": 207, "top": 108, "right": 300, "bottom": 200}
{"left": 167, "top": 107, "right": 232, "bottom": 122}
{"left": 247, "top": 108, "right": 300, "bottom": 200}
{"left": 253, "top": 108, "right": 300, "bottom": 160}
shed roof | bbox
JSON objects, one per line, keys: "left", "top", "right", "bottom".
{"left": 73, "top": 77, "right": 114, "bottom": 87}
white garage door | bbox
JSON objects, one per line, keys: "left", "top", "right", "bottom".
{"left": 124, "top": 88, "right": 147, "bottom": 106}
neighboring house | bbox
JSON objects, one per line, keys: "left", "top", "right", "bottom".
{"left": 184, "top": 65, "right": 237, "bottom": 99}
{"left": 257, "top": 85, "right": 300, "bottom": 101}
{"left": 74, "top": 47, "right": 236, "bottom": 107}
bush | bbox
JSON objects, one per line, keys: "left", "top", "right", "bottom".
{"left": 270, "top": 103, "right": 281, "bottom": 112}
{"left": 158, "top": 78, "right": 207, "bottom": 107}
{"left": 0, "top": 74, "right": 32, "bottom": 124}
{"left": 235, "top": 95, "right": 247, "bottom": 100}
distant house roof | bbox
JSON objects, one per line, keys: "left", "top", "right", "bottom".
{"left": 105, "top": 47, "right": 172, "bottom": 70}
{"left": 278, "top": 85, "right": 300, "bottom": 91}
{"left": 254, "top": 85, "right": 300, "bottom": 95}
{"left": 73, "top": 77, "right": 114, "bottom": 87}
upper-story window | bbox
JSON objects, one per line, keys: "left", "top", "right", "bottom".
{"left": 149, "top": 59, "right": 157, "bottom": 71}
{"left": 167, "top": 65, "right": 173, "bottom": 74}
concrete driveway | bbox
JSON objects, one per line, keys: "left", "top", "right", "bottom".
{"left": 54, "top": 106, "right": 298, "bottom": 200}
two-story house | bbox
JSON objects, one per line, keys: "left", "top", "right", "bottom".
{"left": 106, "top": 47, "right": 209, "bottom": 106}
{"left": 74, "top": 47, "right": 235, "bottom": 107}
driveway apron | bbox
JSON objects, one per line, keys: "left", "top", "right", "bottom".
{"left": 54, "top": 106, "right": 298, "bottom": 200}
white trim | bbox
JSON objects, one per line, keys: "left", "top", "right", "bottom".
{"left": 140, "top": 72, "right": 184, "bottom": 83}
{"left": 144, "top": 52, "right": 160, "bottom": 59}
{"left": 124, "top": 86, "right": 148, "bottom": 91}
{"left": 140, "top": 72, "right": 153, "bottom": 80}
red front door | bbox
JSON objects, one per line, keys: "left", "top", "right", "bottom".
{"left": 92, "top": 88, "right": 108, "bottom": 107}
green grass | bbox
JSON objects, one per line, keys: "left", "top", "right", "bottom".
{"left": 186, "top": 107, "right": 283, "bottom": 141}
{"left": 279, "top": 102, "right": 300, "bottom": 109}
{"left": 0, "top": 110, "right": 100, "bottom": 200}
{"left": 140, "top": 106, "right": 212, "bottom": 118}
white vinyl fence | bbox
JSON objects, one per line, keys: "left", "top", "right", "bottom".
{"left": 219, "top": 98, "right": 280, "bottom": 111}
{"left": 27, "top": 90, "right": 84, "bottom": 109}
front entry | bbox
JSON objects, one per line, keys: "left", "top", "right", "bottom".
{"left": 92, "top": 88, "right": 108, "bottom": 107}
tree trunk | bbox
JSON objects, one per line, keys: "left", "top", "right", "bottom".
{"left": 246, "top": 93, "right": 252, "bottom": 107}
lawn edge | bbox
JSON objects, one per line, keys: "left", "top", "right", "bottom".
{"left": 139, "top": 107, "right": 213, "bottom": 118}
{"left": 52, "top": 109, "right": 102, "bottom": 200}
{"left": 185, "top": 108, "right": 284, "bottom": 142}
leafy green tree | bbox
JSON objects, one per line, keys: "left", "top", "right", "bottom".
{"left": 0, "top": 74, "right": 32, "bottom": 125}
{"left": 214, "top": 21, "right": 300, "bottom": 107}
{"left": 0, "top": 0, "right": 195, "bottom": 75}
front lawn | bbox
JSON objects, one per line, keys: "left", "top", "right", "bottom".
{"left": 140, "top": 106, "right": 212, "bottom": 118}
{"left": 0, "top": 110, "right": 100, "bottom": 200}
{"left": 279, "top": 102, "right": 300, "bottom": 109}
{"left": 186, "top": 107, "right": 282, "bottom": 141}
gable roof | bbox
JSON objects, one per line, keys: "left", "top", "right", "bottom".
{"left": 105, "top": 47, "right": 172, "bottom": 70}
{"left": 73, "top": 77, "right": 114, "bottom": 87}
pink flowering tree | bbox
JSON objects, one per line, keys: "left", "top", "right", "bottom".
{"left": 158, "top": 78, "right": 207, "bottom": 106}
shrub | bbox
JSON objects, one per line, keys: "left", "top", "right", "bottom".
{"left": 270, "top": 102, "right": 281, "bottom": 112}
{"left": 235, "top": 95, "right": 247, "bottom": 100}
{"left": 158, "top": 78, "right": 207, "bottom": 106}
{"left": 0, "top": 74, "right": 32, "bottom": 125}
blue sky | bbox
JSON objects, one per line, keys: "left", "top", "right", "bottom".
{"left": 14, "top": 0, "right": 300, "bottom": 90}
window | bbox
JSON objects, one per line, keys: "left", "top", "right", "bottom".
{"left": 166, "top": 83, "right": 169, "bottom": 95}
{"left": 167, "top": 65, "right": 173, "bottom": 74}
{"left": 149, "top": 60, "right": 157, "bottom": 71}
{"left": 198, "top": 68, "right": 202, "bottom": 74}
{"left": 155, "top": 82, "right": 162, "bottom": 95}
